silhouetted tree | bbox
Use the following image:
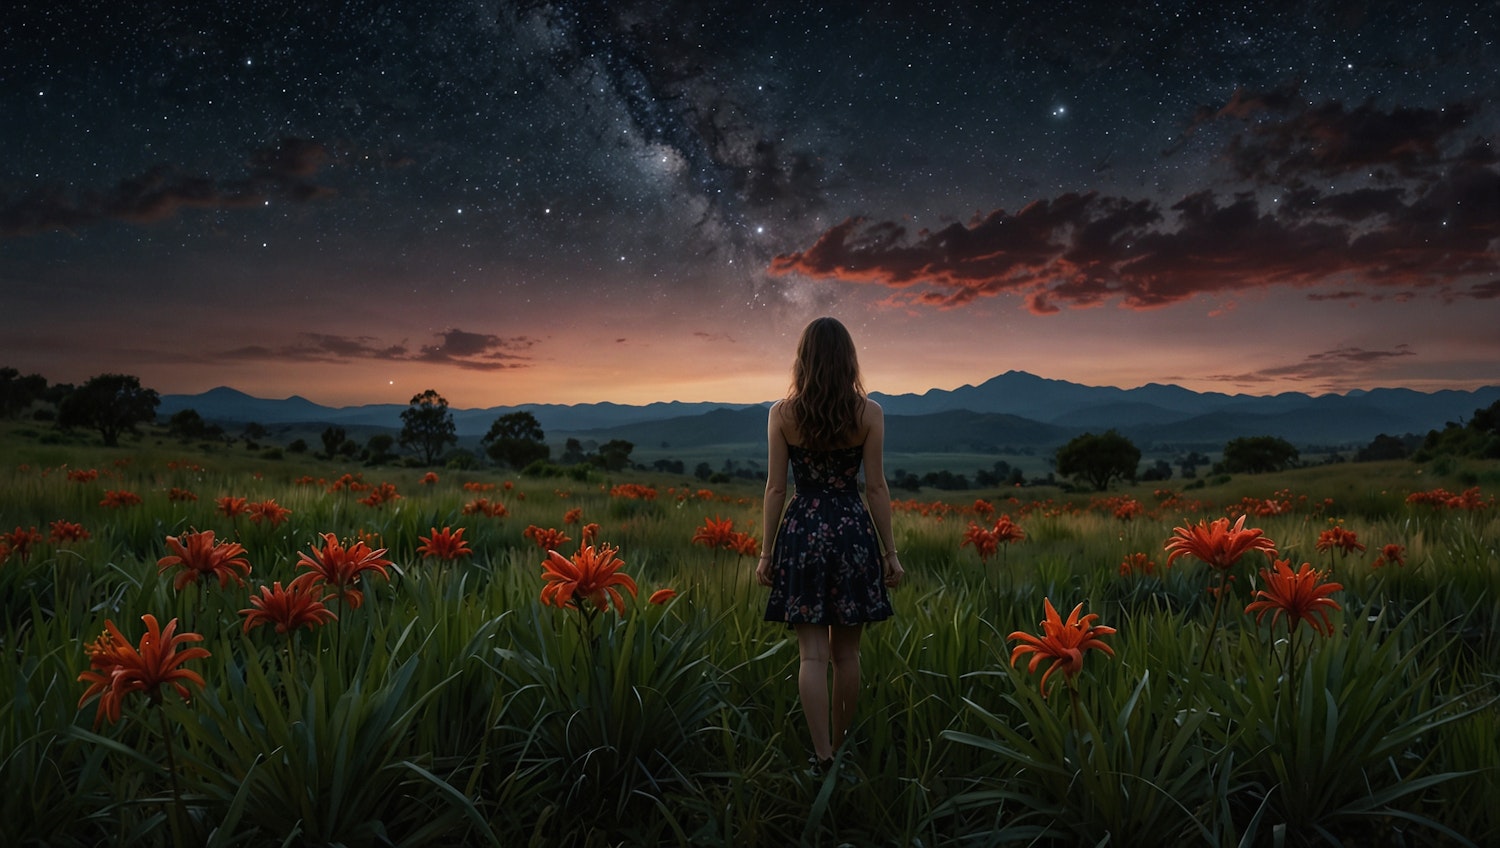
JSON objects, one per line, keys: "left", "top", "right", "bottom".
{"left": 399, "top": 389, "right": 457, "bottom": 465}
{"left": 320, "top": 426, "right": 348, "bottom": 459}
{"left": 595, "top": 439, "right": 635, "bottom": 471}
{"left": 366, "top": 433, "right": 398, "bottom": 465}
{"left": 0, "top": 367, "right": 47, "bottom": 418}
{"left": 482, "top": 411, "right": 549, "bottom": 469}
{"left": 1055, "top": 429, "right": 1140, "bottom": 491}
{"left": 167, "top": 409, "right": 222, "bottom": 442}
{"left": 1221, "top": 436, "right": 1299, "bottom": 474}
{"left": 56, "top": 373, "right": 159, "bottom": 447}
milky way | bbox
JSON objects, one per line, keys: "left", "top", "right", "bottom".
{"left": 2, "top": 1, "right": 1496, "bottom": 405}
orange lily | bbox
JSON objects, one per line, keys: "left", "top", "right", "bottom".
{"left": 49, "top": 520, "right": 90, "bottom": 543}
{"left": 240, "top": 576, "right": 338, "bottom": 634}
{"left": 523, "top": 524, "right": 571, "bottom": 551}
{"left": 960, "top": 522, "right": 999, "bottom": 562}
{"left": 417, "top": 526, "right": 473, "bottom": 561}
{"left": 216, "top": 496, "right": 250, "bottom": 519}
{"left": 649, "top": 588, "right": 678, "bottom": 605}
{"left": 247, "top": 499, "right": 293, "bottom": 527}
{"left": 1372, "top": 543, "right": 1406, "bottom": 569}
{"left": 1315, "top": 525, "right": 1365, "bottom": 557}
{"left": 157, "top": 530, "right": 252, "bottom": 590}
{"left": 77, "top": 614, "right": 209, "bottom": 727}
{"left": 1245, "top": 559, "right": 1344, "bottom": 637}
{"left": 991, "top": 515, "right": 1026, "bottom": 544}
{"left": 539, "top": 543, "right": 638, "bottom": 614}
{"left": 1164, "top": 514, "right": 1277, "bottom": 571}
{"left": 295, "top": 532, "right": 392, "bottom": 608}
{"left": 691, "top": 516, "right": 737, "bottom": 550}
{"left": 1008, "top": 598, "right": 1116, "bottom": 697}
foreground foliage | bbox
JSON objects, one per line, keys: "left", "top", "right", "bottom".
{"left": 1, "top": 442, "right": 1497, "bottom": 846}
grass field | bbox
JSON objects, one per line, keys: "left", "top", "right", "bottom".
{"left": 2, "top": 421, "right": 1497, "bottom": 846}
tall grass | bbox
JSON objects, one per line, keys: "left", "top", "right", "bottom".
{"left": 1, "top": 433, "right": 1496, "bottom": 845}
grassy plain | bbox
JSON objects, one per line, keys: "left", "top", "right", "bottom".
{"left": 2, "top": 420, "right": 1497, "bottom": 846}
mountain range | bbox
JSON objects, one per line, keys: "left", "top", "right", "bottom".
{"left": 157, "top": 371, "right": 1500, "bottom": 452}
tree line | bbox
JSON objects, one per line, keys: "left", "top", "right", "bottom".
{"left": 5, "top": 368, "right": 1496, "bottom": 484}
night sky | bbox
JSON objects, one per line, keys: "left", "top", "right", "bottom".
{"left": 3, "top": 1, "right": 1497, "bottom": 408}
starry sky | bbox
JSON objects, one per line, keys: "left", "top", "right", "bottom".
{"left": 3, "top": 1, "right": 1497, "bottom": 408}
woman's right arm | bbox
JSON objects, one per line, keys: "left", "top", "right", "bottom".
{"left": 861, "top": 399, "right": 903, "bottom": 587}
{"left": 757, "top": 401, "right": 789, "bottom": 587}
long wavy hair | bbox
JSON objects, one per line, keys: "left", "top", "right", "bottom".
{"left": 785, "top": 317, "right": 866, "bottom": 450}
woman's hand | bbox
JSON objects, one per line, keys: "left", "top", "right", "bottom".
{"left": 883, "top": 553, "right": 904, "bottom": 588}
{"left": 755, "top": 556, "right": 773, "bottom": 587}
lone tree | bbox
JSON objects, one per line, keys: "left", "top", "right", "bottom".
{"left": 320, "top": 425, "right": 348, "bottom": 459}
{"left": 1221, "top": 435, "right": 1300, "bottom": 474}
{"left": 595, "top": 438, "right": 635, "bottom": 471}
{"left": 482, "top": 411, "right": 549, "bottom": 469}
{"left": 56, "top": 373, "right": 160, "bottom": 447}
{"left": 1055, "top": 429, "right": 1140, "bottom": 492}
{"left": 399, "top": 389, "right": 457, "bottom": 465}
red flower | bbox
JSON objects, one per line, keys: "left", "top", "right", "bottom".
{"left": 77, "top": 614, "right": 209, "bottom": 727}
{"left": 240, "top": 577, "right": 338, "bottom": 634}
{"left": 1244, "top": 559, "right": 1344, "bottom": 637}
{"left": 247, "top": 499, "right": 293, "bottom": 527}
{"left": 1118, "top": 552, "right": 1157, "bottom": 577}
{"left": 358, "top": 482, "right": 401, "bottom": 508}
{"left": 1164, "top": 515, "right": 1277, "bottom": 571}
{"left": 167, "top": 487, "right": 198, "bottom": 502}
{"left": 217, "top": 496, "right": 250, "bottom": 519}
{"left": 563, "top": 507, "right": 584, "bottom": 525}
{"left": 523, "top": 524, "right": 571, "bottom": 551}
{"left": 295, "top": 533, "right": 392, "bottom": 609}
{"left": 581, "top": 523, "right": 601, "bottom": 546}
{"left": 417, "top": 526, "right": 473, "bottom": 561}
{"left": 960, "top": 522, "right": 999, "bottom": 562}
{"left": 540, "top": 543, "right": 638, "bottom": 614}
{"left": 157, "top": 530, "right": 252, "bottom": 590}
{"left": 100, "top": 490, "right": 142, "bottom": 508}
{"left": 691, "top": 516, "right": 737, "bottom": 550}
{"left": 649, "top": 588, "right": 677, "bottom": 605}
{"left": 991, "top": 515, "right": 1026, "bottom": 545}
{"left": 2, "top": 526, "right": 43, "bottom": 564}
{"left": 67, "top": 468, "right": 101, "bottom": 483}
{"left": 49, "top": 520, "right": 90, "bottom": 544}
{"left": 420, "top": 471, "right": 440, "bottom": 485}
{"left": 1315, "top": 524, "right": 1366, "bottom": 557}
{"left": 1372, "top": 543, "right": 1406, "bottom": 569}
{"left": 728, "top": 531, "right": 760, "bottom": 558}
{"left": 1008, "top": 599, "right": 1117, "bottom": 697}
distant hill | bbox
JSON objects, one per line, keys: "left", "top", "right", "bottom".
{"left": 157, "top": 374, "right": 1500, "bottom": 452}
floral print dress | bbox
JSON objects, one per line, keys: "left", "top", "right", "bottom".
{"left": 764, "top": 444, "right": 894, "bottom": 626}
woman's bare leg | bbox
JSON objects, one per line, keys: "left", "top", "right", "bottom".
{"left": 829, "top": 624, "right": 864, "bottom": 753}
{"left": 794, "top": 624, "right": 833, "bottom": 761}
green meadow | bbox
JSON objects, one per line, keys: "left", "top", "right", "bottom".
{"left": 2, "top": 423, "right": 1497, "bottom": 846}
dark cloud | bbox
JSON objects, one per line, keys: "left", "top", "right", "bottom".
{"left": 692, "top": 331, "right": 736, "bottom": 343}
{"left": 217, "top": 329, "right": 533, "bottom": 371}
{"left": 770, "top": 161, "right": 1500, "bottom": 313}
{"left": 1461, "top": 279, "right": 1500, "bottom": 299}
{"left": 1205, "top": 344, "right": 1417, "bottom": 385}
{"left": 1188, "top": 86, "right": 1477, "bottom": 183}
{"left": 0, "top": 138, "right": 335, "bottom": 237}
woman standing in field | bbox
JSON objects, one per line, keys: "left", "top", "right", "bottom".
{"left": 756, "top": 316, "right": 904, "bottom": 774}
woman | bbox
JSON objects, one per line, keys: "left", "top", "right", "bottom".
{"left": 756, "top": 316, "right": 904, "bottom": 773}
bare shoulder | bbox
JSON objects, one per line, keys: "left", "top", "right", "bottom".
{"left": 862, "top": 397, "right": 884, "bottom": 422}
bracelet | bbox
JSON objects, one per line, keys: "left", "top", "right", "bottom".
{"left": 884, "top": 550, "right": 898, "bottom": 559}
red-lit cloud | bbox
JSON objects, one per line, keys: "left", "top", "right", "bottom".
{"left": 216, "top": 329, "right": 534, "bottom": 372}
{"left": 772, "top": 92, "right": 1497, "bottom": 313}
{"left": 0, "top": 138, "right": 336, "bottom": 237}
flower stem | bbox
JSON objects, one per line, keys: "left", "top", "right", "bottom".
{"left": 157, "top": 706, "right": 187, "bottom": 848}
{"left": 1198, "top": 572, "right": 1229, "bottom": 670}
